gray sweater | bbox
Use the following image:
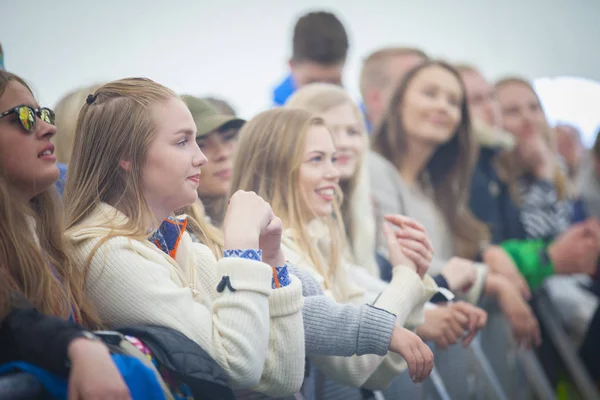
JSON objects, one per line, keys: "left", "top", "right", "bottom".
{"left": 236, "top": 264, "right": 397, "bottom": 400}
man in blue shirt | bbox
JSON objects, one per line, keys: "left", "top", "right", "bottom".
{"left": 272, "top": 11, "right": 349, "bottom": 106}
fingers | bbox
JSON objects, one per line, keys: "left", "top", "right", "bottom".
{"left": 384, "top": 214, "right": 426, "bottom": 232}
{"left": 462, "top": 329, "right": 477, "bottom": 347}
{"left": 394, "top": 227, "right": 434, "bottom": 254}
{"left": 405, "top": 345, "right": 418, "bottom": 383}
{"left": 397, "top": 238, "right": 432, "bottom": 262}
{"left": 413, "top": 340, "right": 425, "bottom": 383}
{"left": 449, "top": 316, "right": 466, "bottom": 339}
{"left": 421, "top": 344, "right": 435, "bottom": 382}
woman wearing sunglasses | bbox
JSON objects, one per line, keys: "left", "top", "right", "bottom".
{"left": 0, "top": 70, "right": 132, "bottom": 399}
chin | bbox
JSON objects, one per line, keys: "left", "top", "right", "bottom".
{"left": 315, "top": 205, "right": 333, "bottom": 217}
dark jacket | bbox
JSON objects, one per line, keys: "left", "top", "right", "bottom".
{"left": 470, "top": 146, "right": 526, "bottom": 244}
{"left": 119, "top": 325, "right": 235, "bottom": 400}
{"left": 0, "top": 305, "right": 85, "bottom": 377}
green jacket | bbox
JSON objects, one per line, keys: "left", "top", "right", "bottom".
{"left": 501, "top": 239, "right": 554, "bottom": 290}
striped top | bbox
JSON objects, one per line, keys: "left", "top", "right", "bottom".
{"left": 518, "top": 177, "right": 572, "bottom": 240}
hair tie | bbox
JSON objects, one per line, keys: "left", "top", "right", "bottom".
{"left": 86, "top": 94, "right": 98, "bottom": 105}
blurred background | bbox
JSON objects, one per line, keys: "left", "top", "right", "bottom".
{"left": 1, "top": 0, "right": 600, "bottom": 144}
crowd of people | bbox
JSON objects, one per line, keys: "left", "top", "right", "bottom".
{"left": 1, "top": 9, "right": 600, "bottom": 400}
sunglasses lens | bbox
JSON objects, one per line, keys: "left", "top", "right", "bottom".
{"left": 40, "top": 108, "right": 55, "bottom": 125}
{"left": 18, "top": 106, "right": 35, "bottom": 131}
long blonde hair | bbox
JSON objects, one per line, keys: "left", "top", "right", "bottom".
{"left": 0, "top": 71, "right": 100, "bottom": 327}
{"left": 64, "top": 78, "right": 222, "bottom": 263}
{"left": 229, "top": 108, "right": 349, "bottom": 298}
{"left": 285, "top": 83, "right": 379, "bottom": 277}
{"left": 371, "top": 61, "right": 489, "bottom": 260}
{"left": 54, "top": 83, "right": 104, "bottom": 164}
{"left": 494, "top": 77, "right": 568, "bottom": 202}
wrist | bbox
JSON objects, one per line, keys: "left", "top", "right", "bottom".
{"left": 263, "top": 249, "right": 286, "bottom": 268}
{"left": 67, "top": 336, "right": 108, "bottom": 361}
{"left": 224, "top": 236, "right": 259, "bottom": 251}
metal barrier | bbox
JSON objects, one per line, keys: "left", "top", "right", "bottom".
{"left": 533, "top": 286, "right": 600, "bottom": 400}
{"left": 479, "top": 296, "right": 557, "bottom": 400}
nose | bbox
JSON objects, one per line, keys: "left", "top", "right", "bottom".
{"left": 332, "top": 128, "right": 350, "bottom": 150}
{"left": 214, "top": 137, "right": 234, "bottom": 162}
{"left": 37, "top": 118, "right": 56, "bottom": 141}
{"left": 193, "top": 141, "right": 208, "bottom": 167}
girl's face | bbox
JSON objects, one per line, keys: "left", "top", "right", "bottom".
{"left": 0, "top": 81, "right": 59, "bottom": 201}
{"left": 140, "top": 97, "right": 208, "bottom": 219}
{"left": 401, "top": 65, "right": 463, "bottom": 146}
{"left": 195, "top": 128, "right": 238, "bottom": 198}
{"left": 298, "top": 124, "right": 340, "bottom": 218}
{"left": 496, "top": 82, "right": 547, "bottom": 140}
{"left": 320, "top": 102, "right": 365, "bottom": 181}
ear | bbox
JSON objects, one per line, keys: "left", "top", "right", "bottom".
{"left": 119, "top": 160, "right": 132, "bottom": 172}
{"left": 288, "top": 58, "right": 295, "bottom": 70}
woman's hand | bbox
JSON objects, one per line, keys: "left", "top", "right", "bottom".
{"left": 223, "top": 190, "right": 274, "bottom": 250}
{"left": 388, "top": 326, "right": 434, "bottom": 383}
{"left": 441, "top": 258, "right": 477, "bottom": 293}
{"left": 383, "top": 215, "right": 434, "bottom": 278}
{"left": 67, "top": 338, "right": 131, "bottom": 400}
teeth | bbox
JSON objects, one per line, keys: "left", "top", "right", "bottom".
{"left": 40, "top": 150, "right": 52, "bottom": 156}
{"left": 317, "top": 188, "right": 334, "bottom": 196}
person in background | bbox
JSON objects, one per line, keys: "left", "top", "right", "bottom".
{"left": 459, "top": 65, "right": 600, "bottom": 290}
{"left": 495, "top": 77, "right": 574, "bottom": 240}
{"left": 272, "top": 11, "right": 349, "bottom": 106}
{"left": 0, "top": 43, "right": 4, "bottom": 70}
{"left": 360, "top": 47, "right": 428, "bottom": 131}
{"left": 580, "top": 129, "right": 600, "bottom": 220}
{"left": 181, "top": 96, "right": 245, "bottom": 226}
{"left": 556, "top": 123, "right": 584, "bottom": 190}
{"left": 53, "top": 83, "right": 103, "bottom": 194}
{"left": 201, "top": 97, "right": 237, "bottom": 116}
{"left": 369, "top": 61, "right": 541, "bottom": 348}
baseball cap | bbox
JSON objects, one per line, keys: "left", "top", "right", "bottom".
{"left": 181, "top": 95, "right": 245, "bottom": 138}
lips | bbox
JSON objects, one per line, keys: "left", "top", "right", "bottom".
{"left": 187, "top": 174, "right": 201, "bottom": 184}
{"left": 315, "top": 186, "right": 335, "bottom": 202}
{"left": 38, "top": 143, "right": 55, "bottom": 158}
{"left": 38, "top": 143, "right": 56, "bottom": 161}
{"left": 336, "top": 155, "right": 353, "bottom": 165}
{"left": 214, "top": 169, "right": 232, "bottom": 179}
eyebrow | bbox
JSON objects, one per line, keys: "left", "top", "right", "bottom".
{"left": 174, "top": 128, "right": 196, "bottom": 136}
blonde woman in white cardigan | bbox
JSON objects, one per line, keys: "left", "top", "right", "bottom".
{"left": 229, "top": 107, "right": 439, "bottom": 397}
{"left": 63, "top": 78, "right": 305, "bottom": 396}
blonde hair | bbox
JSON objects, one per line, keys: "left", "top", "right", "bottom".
{"left": 285, "top": 83, "right": 379, "bottom": 277}
{"left": 0, "top": 70, "right": 100, "bottom": 327}
{"left": 371, "top": 61, "right": 489, "bottom": 259}
{"left": 360, "top": 47, "right": 428, "bottom": 100}
{"left": 454, "top": 63, "right": 479, "bottom": 75}
{"left": 229, "top": 108, "right": 350, "bottom": 299}
{"left": 54, "top": 83, "right": 104, "bottom": 164}
{"left": 494, "top": 77, "right": 568, "bottom": 202}
{"left": 64, "top": 78, "right": 222, "bottom": 266}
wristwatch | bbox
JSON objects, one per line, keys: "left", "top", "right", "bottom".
{"left": 78, "top": 330, "right": 101, "bottom": 342}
